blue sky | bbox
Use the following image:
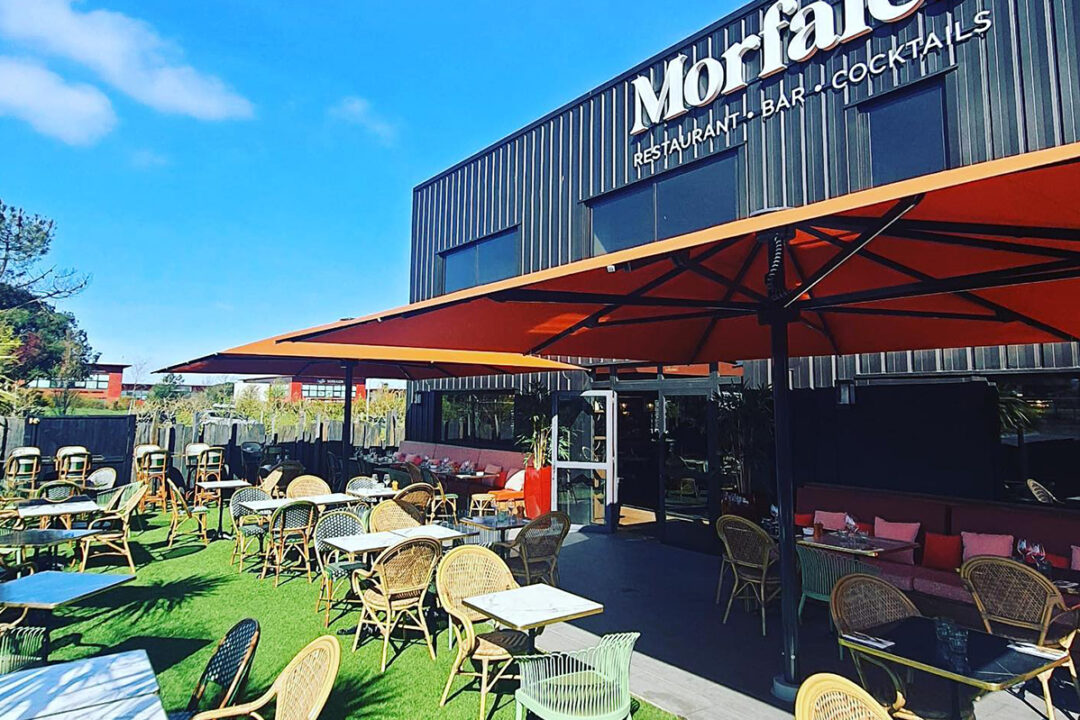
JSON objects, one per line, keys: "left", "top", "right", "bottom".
{"left": 0, "top": 0, "right": 736, "bottom": 382}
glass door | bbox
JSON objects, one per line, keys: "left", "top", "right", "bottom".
{"left": 551, "top": 390, "right": 618, "bottom": 531}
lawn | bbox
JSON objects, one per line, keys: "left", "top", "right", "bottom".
{"left": 43, "top": 512, "right": 677, "bottom": 719}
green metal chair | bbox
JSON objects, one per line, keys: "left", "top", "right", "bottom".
{"left": 515, "top": 632, "right": 639, "bottom": 720}
{"left": 795, "top": 544, "right": 880, "bottom": 623}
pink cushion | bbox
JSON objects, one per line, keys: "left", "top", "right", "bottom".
{"left": 874, "top": 517, "right": 920, "bottom": 565}
{"left": 484, "top": 464, "right": 503, "bottom": 476}
{"left": 961, "top": 532, "right": 1014, "bottom": 562}
{"left": 1072, "top": 546, "right": 1080, "bottom": 571}
{"left": 813, "top": 510, "right": 847, "bottom": 531}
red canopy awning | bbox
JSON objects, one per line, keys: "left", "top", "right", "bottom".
{"left": 281, "top": 142, "right": 1080, "bottom": 365}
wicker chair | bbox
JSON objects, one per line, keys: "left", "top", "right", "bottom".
{"left": 796, "top": 544, "right": 880, "bottom": 622}
{"left": 166, "top": 479, "right": 209, "bottom": 548}
{"left": 55, "top": 446, "right": 91, "bottom": 485}
{"left": 314, "top": 510, "right": 367, "bottom": 627}
{"left": 496, "top": 511, "right": 570, "bottom": 587}
{"left": 36, "top": 480, "right": 79, "bottom": 502}
{"left": 0, "top": 562, "right": 45, "bottom": 674}
{"left": 962, "top": 556, "right": 1080, "bottom": 707}
{"left": 514, "top": 633, "right": 639, "bottom": 720}
{"left": 427, "top": 476, "right": 459, "bottom": 523}
{"left": 4, "top": 448, "right": 40, "bottom": 493}
{"left": 259, "top": 468, "right": 284, "bottom": 498}
{"left": 716, "top": 514, "right": 781, "bottom": 636}
{"left": 352, "top": 537, "right": 442, "bottom": 672}
{"left": 1027, "top": 479, "right": 1060, "bottom": 505}
{"left": 346, "top": 476, "right": 381, "bottom": 493}
{"left": 84, "top": 467, "right": 117, "bottom": 493}
{"left": 79, "top": 483, "right": 147, "bottom": 572}
{"left": 394, "top": 482, "right": 435, "bottom": 518}
{"left": 286, "top": 474, "right": 331, "bottom": 499}
{"left": 138, "top": 450, "right": 170, "bottom": 512}
{"left": 189, "top": 635, "right": 340, "bottom": 720}
{"left": 229, "top": 487, "right": 270, "bottom": 573}
{"left": 795, "top": 673, "right": 891, "bottom": 720}
{"left": 261, "top": 500, "right": 317, "bottom": 586}
{"left": 177, "top": 618, "right": 260, "bottom": 718}
{"left": 437, "top": 546, "right": 531, "bottom": 718}
{"left": 193, "top": 447, "right": 226, "bottom": 507}
{"left": 368, "top": 499, "right": 424, "bottom": 533}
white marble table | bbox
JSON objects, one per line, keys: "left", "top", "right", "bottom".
{"left": 0, "top": 649, "right": 165, "bottom": 720}
{"left": 345, "top": 487, "right": 397, "bottom": 501}
{"left": 391, "top": 524, "right": 476, "bottom": 543}
{"left": 17, "top": 502, "right": 100, "bottom": 520}
{"left": 325, "top": 531, "right": 404, "bottom": 556}
{"left": 197, "top": 480, "right": 250, "bottom": 538}
{"left": 240, "top": 493, "right": 357, "bottom": 515}
{"left": 464, "top": 584, "right": 604, "bottom": 631}
{"left": 0, "top": 571, "right": 135, "bottom": 610}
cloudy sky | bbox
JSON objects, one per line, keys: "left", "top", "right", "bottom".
{"left": 0, "top": 0, "right": 732, "bottom": 382}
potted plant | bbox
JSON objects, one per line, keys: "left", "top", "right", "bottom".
{"left": 517, "top": 382, "right": 554, "bottom": 517}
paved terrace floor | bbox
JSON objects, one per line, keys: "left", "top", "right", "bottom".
{"left": 538, "top": 528, "right": 1080, "bottom": 720}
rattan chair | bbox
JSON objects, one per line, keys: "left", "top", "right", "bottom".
{"left": 189, "top": 635, "right": 340, "bottom": 720}
{"left": 469, "top": 493, "right": 496, "bottom": 516}
{"left": 138, "top": 449, "right": 170, "bottom": 512}
{"left": 346, "top": 475, "right": 381, "bottom": 493}
{"left": 259, "top": 468, "right": 284, "bottom": 498}
{"left": 716, "top": 514, "right": 781, "bottom": 636}
{"left": 79, "top": 483, "right": 147, "bottom": 572}
{"left": 0, "top": 562, "right": 45, "bottom": 674}
{"left": 4, "top": 448, "right": 40, "bottom": 492}
{"left": 193, "top": 447, "right": 226, "bottom": 506}
{"left": 962, "top": 556, "right": 1080, "bottom": 707}
{"left": 352, "top": 537, "right": 441, "bottom": 672}
{"left": 368, "top": 499, "right": 424, "bottom": 533}
{"left": 514, "top": 632, "right": 639, "bottom": 720}
{"left": 496, "top": 511, "right": 570, "bottom": 587}
{"left": 55, "top": 446, "right": 91, "bottom": 485}
{"left": 428, "top": 479, "right": 459, "bottom": 523}
{"left": 84, "top": 467, "right": 117, "bottom": 493}
{"left": 437, "top": 545, "right": 531, "bottom": 718}
{"left": 166, "top": 479, "right": 209, "bottom": 548}
{"left": 261, "top": 500, "right": 317, "bottom": 586}
{"left": 1027, "top": 478, "right": 1060, "bottom": 505}
{"left": 176, "top": 618, "right": 260, "bottom": 718}
{"left": 796, "top": 544, "right": 880, "bottom": 622}
{"left": 229, "top": 487, "right": 270, "bottom": 573}
{"left": 314, "top": 510, "right": 367, "bottom": 627}
{"left": 286, "top": 474, "right": 331, "bottom": 499}
{"left": 36, "top": 480, "right": 79, "bottom": 502}
{"left": 795, "top": 673, "right": 891, "bottom": 720}
{"left": 394, "top": 482, "right": 434, "bottom": 518}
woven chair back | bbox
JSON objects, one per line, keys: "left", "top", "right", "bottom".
{"left": 314, "top": 510, "right": 364, "bottom": 571}
{"left": 55, "top": 445, "right": 89, "bottom": 460}
{"left": 271, "top": 635, "right": 341, "bottom": 720}
{"left": 831, "top": 573, "right": 920, "bottom": 634}
{"left": 56, "top": 449, "right": 91, "bottom": 482}
{"left": 346, "top": 476, "right": 380, "bottom": 493}
{"left": 517, "top": 511, "right": 571, "bottom": 563}
{"left": 185, "top": 443, "right": 211, "bottom": 457}
{"left": 94, "top": 486, "right": 125, "bottom": 511}
{"left": 436, "top": 546, "right": 516, "bottom": 642}
{"left": 36, "top": 481, "right": 79, "bottom": 502}
{"left": 795, "top": 673, "right": 891, "bottom": 720}
{"left": 260, "top": 468, "right": 283, "bottom": 496}
{"left": 167, "top": 479, "right": 196, "bottom": 516}
{"left": 84, "top": 468, "right": 117, "bottom": 491}
{"left": 9, "top": 447, "right": 39, "bottom": 459}
{"left": 1027, "top": 479, "right": 1059, "bottom": 504}
{"left": 796, "top": 545, "right": 879, "bottom": 601}
{"left": 961, "top": 556, "right": 1062, "bottom": 634}
{"left": 403, "top": 462, "right": 424, "bottom": 484}
{"left": 198, "top": 447, "right": 226, "bottom": 473}
{"left": 393, "top": 483, "right": 434, "bottom": 515}
{"left": 270, "top": 501, "right": 317, "bottom": 536}
{"left": 5, "top": 449, "right": 39, "bottom": 483}
{"left": 517, "top": 633, "right": 638, "bottom": 717}
{"left": 368, "top": 500, "right": 424, "bottom": 532}
{"left": 116, "top": 483, "right": 148, "bottom": 519}
{"left": 230, "top": 487, "right": 270, "bottom": 522}
{"left": 143, "top": 451, "right": 169, "bottom": 474}
{"left": 717, "top": 515, "right": 775, "bottom": 570}
{"left": 286, "top": 475, "right": 331, "bottom": 499}
{"left": 372, "top": 537, "right": 441, "bottom": 600}
{"left": 133, "top": 444, "right": 161, "bottom": 461}
{"left": 188, "top": 618, "right": 260, "bottom": 713}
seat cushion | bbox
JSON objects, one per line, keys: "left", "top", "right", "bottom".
{"left": 363, "top": 587, "right": 422, "bottom": 609}
{"left": 814, "top": 510, "right": 847, "bottom": 531}
{"left": 324, "top": 560, "right": 367, "bottom": 579}
{"left": 874, "top": 517, "right": 920, "bottom": 565}
{"left": 911, "top": 565, "right": 973, "bottom": 604}
{"left": 865, "top": 558, "right": 915, "bottom": 591}
{"left": 922, "top": 533, "right": 963, "bottom": 571}
{"left": 961, "top": 532, "right": 1014, "bottom": 562}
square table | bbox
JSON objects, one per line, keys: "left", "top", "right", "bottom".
{"left": 239, "top": 494, "right": 358, "bottom": 517}
{"left": 464, "top": 583, "right": 604, "bottom": 632}
{"left": 0, "top": 529, "right": 100, "bottom": 569}
{"left": 798, "top": 531, "right": 917, "bottom": 558}
{"left": 0, "top": 571, "right": 135, "bottom": 611}
{"left": 300, "top": 493, "right": 359, "bottom": 508}
{"left": 345, "top": 486, "right": 397, "bottom": 502}
{"left": 17, "top": 501, "right": 100, "bottom": 521}
{"left": 840, "top": 616, "right": 1069, "bottom": 720}
{"left": 459, "top": 515, "right": 530, "bottom": 544}
{"left": 196, "top": 480, "right": 251, "bottom": 539}
{"left": 0, "top": 649, "right": 165, "bottom": 720}
{"left": 325, "top": 531, "right": 406, "bottom": 557}
{"left": 391, "top": 524, "right": 477, "bottom": 543}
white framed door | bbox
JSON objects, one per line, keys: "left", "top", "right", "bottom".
{"left": 551, "top": 390, "right": 618, "bottom": 531}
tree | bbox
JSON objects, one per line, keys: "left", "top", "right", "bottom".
{"left": 0, "top": 200, "right": 88, "bottom": 306}
{"left": 49, "top": 329, "right": 95, "bottom": 416}
{"left": 149, "top": 373, "right": 185, "bottom": 401}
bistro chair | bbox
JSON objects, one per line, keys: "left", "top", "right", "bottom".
{"left": 229, "top": 487, "right": 270, "bottom": 573}
{"left": 84, "top": 467, "right": 117, "bottom": 493}
{"left": 138, "top": 449, "right": 171, "bottom": 512}
{"left": 36, "top": 480, "right": 79, "bottom": 503}
{"left": 496, "top": 511, "right": 570, "bottom": 587}
{"left": 351, "top": 537, "right": 442, "bottom": 672}
{"left": 368, "top": 499, "right": 424, "bottom": 533}
{"left": 79, "top": 482, "right": 147, "bottom": 573}
{"left": 795, "top": 673, "right": 892, "bottom": 720}
{"left": 437, "top": 545, "right": 532, "bottom": 718}
{"left": 188, "top": 635, "right": 340, "bottom": 720}
{"left": 394, "top": 482, "right": 434, "bottom": 518}
{"left": 1027, "top": 479, "right": 1060, "bottom": 505}
{"left": 166, "top": 478, "right": 209, "bottom": 548}
{"left": 326, "top": 451, "right": 344, "bottom": 489}
{"left": 260, "top": 500, "right": 317, "bottom": 587}
{"left": 514, "top": 632, "right": 639, "bottom": 720}
{"left": 55, "top": 446, "right": 91, "bottom": 485}
{"left": 716, "top": 514, "right": 781, "bottom": 637}
{"left": 4, "top": 448, "right": 41, "bottom": 492}
{"left": 193, "top": 446, "right": 226, "bottom": 506}
{"left": 173, "top": 618, "right": 260, "bottom": 720}
{"left": 0, "top": 563, "right": 46, "bottom": 674}
{"left": 259, "top": 467, "right": 284, "bottom": 498}
{"left": 469, "top": 492, "right": 497, "bottom": 517}
{"left": 286, "top": 474, "right": 330, "bottom": 499}
{"left": 346, "top": 475, "right": 382, "bottom": 508}
{"left": 423, "top": 468, "right": 458, "bottom": 523}
{"left": 796, "top": 544, "right": 880, "bottom": 623}
{"left": 961, "top": 556, "right": 1080, "bottom": 706}
{"left": 313, "top": 510, "right": 367, "bottom": 627}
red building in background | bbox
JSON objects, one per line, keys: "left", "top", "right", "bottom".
{"left": 28, "top": 362, "right": 129, "bottom": 403}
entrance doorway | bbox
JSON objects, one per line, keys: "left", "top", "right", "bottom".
{"left": 551, "top": 390, "right": 618, "bottom": 531}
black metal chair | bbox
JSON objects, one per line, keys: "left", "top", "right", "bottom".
{"left": 172, "top": 618, "right": 260, "bottom": 719}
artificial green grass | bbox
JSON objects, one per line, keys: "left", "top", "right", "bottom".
{"left": 46, "top": 513, "right": 677, "bottom": 719}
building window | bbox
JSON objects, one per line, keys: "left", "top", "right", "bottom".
{"left": 301, "top": 383, "right": 346, "bottom": 400}
{"left": 440, "top": 227, "right": 520, "bottom": 294}
{"left": 863, "top": 81, "right": 947, "bottom": 185}
{"left": 28, "top": 372, "right": 110, "bottom": 390}
{"left": 590, "top": 151, "right": 739, "bottom": 256}
{"left": 439, "top": 391, "right": 516, "bottom": 446}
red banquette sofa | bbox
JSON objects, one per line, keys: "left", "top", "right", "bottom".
{"left": 393, "top": 441, "right": 526, "bottom": 497}
{"left": 797, "top": 485, "right": 1080, "bottom": 604}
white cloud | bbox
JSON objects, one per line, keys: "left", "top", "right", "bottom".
{"left": 130, "top": 148, "right": 168, "bottom": 168}
{"left": 0, "top": 56, "right": 114, "bottom": 144}
{"left": 0, "top": 0, "right": 253, "bottom": 120}
{"left": 329, "top": 95, "right": 397, "bottom": 144}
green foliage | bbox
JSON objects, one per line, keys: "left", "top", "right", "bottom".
{"left": 516, "top": 381, "right": 553, "bottom": 469}
{"left": 47, "top": 329, "right": 97, "bottom": 416}
{"left": 149, "top": 373, "right": 185, "bottom": 401}
{"left": 998, "top": 388, "right": 1040, "bottom": 432}
{"left": 715, "top": 386, "right": 775, "bottom": 494}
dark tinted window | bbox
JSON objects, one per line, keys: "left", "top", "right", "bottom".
{"left": 657, "top": 153, "right": 738, "bottom": 238}
{"left": 440, "top": 227, "right": 520, "bottom": 294}
{"left": 865, "top": 82, "right": 947, "bottom": 185}
{"left": 591, "top": 183, "right": 654, "bottom": 255}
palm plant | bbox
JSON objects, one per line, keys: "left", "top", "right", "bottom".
{"left": 715, "top": 386, "right": 774, "bottom": 495}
